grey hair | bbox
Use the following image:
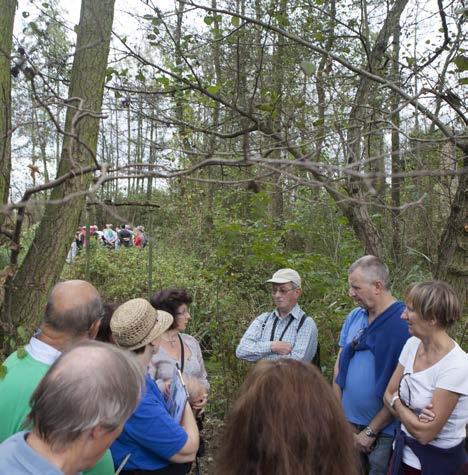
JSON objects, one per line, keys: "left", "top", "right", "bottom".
{"left": 25, "top": 341, "right": 145, "bottom": 451}
{"left": 43, "top": 293, "right": 103, "bottom": 337}
{"left": 348, "top": 255, "right": 390, "bottom": 289}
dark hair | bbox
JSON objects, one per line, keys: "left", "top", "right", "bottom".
{"left": 215, "top": 360, "right": 358, "bottom": 475}
{"left": 150, "top": 288, "right": 193, "bottom": 330}
{"left": 132, "top": 345, "right": 147, "bottom": 355}
{"left": 95, "top": 303, "right": 119, "bottom": 343}
{"left": 405, "top": 281, "right": 461, "bottom": 329}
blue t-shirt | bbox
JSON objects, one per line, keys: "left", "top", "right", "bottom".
{"left": 111, "top": 375, "right": 188, "bottom": 471}
{"left": 339, "top": 308, "right": 397, "bottom": 436}
{"left": 0, "top": 431, "right": 68, "bottom": 475}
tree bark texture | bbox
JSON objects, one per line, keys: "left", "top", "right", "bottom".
{"left": 3, "top": 0, "right": 115, "bottom": 327}
{"left": 344, "top": 0, "right": 409, "bottom": 258}
{"left": 434, "top": 149, "right": 467, "bottom": 307}
{"left": 0, "top": 1, "right": 16, "bottom": 212}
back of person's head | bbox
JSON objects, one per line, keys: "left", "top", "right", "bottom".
{"left": 95, "top": 302, "right": 119, "bottom": 343}
{"left": 405, "top": 280, "right": 461, "bottom": 329}
{"left": 348, "top": 255, "right": 390, "bottom": 289}
{"left": 43, "top": 280, "right": 103, "bottom": 338}
{"left": 215, "top": 360, "right": 358, "bottom": 475}
{"left": 26, "top": 341, "right": 144, "bottom": 452}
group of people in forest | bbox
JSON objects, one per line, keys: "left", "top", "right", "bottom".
{"left": 67, "top": 223, "right": 147, "bottom": 262}
{"left": 0, "top": 255, "right": 466, "bottom": 475}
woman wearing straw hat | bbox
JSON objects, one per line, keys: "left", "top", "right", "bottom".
{"left": 109, "top": 298, "right": 199, "bottom": 475}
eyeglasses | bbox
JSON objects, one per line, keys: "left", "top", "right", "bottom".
{"left": 176, "top": 309, "right": 190, "bottom": 317}
{"left": 351, "top": 328, "right": 366, "bottom": 349}
{"left": 271, "top": 287, "right": 297, "bottom": 295}
{"left": 398, "top": 372, "right": 412, "bottom": 408}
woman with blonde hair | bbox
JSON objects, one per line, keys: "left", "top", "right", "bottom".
{"left": 384, "top": 281, "right": 468, "bottom": 475}
{"left": 215, "top": 359, "right": 358, "bottom": 475}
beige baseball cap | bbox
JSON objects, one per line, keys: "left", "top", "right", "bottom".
{"left": 266, "top": 268, "right": 301, "bottom": 288}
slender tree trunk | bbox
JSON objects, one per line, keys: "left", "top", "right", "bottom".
{"left": 146, "top": 114, "right": 156, "bottom": 200}
{"left": 391, "top": 22, "right": 402, "bottom": 264}
{"left": 127, "top": 105, "right": 131, "bottom": 194}
{"left": 270, "top": 0, "right": 287, "bottom": 226}
{"left": 0, "top": 0, "right": 16, "bottom": 218}
{"left": 3, "top": 0, "right": 116, "bottom": 327}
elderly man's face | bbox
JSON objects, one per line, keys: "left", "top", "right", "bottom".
{"left": 271, "top": 283, "right": 301, "bottom": 315}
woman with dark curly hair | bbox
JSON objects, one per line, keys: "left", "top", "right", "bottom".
{"left": 215, "top": 359, "right": 358, "bottom": 475}
{"left": 149, "top": 288, "right": 209, "bottom": 413}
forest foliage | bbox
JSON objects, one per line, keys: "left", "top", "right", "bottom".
{"left": 0, "top": 0, "right": 466, "bottom": 408}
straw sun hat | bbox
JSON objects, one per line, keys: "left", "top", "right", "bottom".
{"left": 111, "top": 298, "right": 173, "bottom": 351}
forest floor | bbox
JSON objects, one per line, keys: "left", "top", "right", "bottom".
{"left": 192, "top": 416, "right": 224, "bottom": 475}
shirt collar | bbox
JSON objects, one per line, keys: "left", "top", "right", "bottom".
{"left": 25, "top": 336, "right": 61, "bottom": 365}
{"left": 273, "top": 303, "right": 303, "bottom": 320}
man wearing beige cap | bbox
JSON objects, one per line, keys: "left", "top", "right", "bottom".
{"left": 236, "top": 268, "right": 318, "bottom": 362}
{"left": 110, "top": 298, "right": 199, "bottom": 474}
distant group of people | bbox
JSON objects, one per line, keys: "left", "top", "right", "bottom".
{"left": 67, "top": 223, "right": 147, "bottom": 262}
{"left": 0, "top": 255, "right": 466, "bottom": 475}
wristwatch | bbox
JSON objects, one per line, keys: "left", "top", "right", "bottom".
{"left": 364, "top": 426, "right": 377, "bottom": 438}
{"left": 390, "top": 394, "right": 400, "bottom": 408}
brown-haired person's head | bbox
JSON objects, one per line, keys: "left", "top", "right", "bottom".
{"left": 95, "top": 302, "right": 119, "bottom": 343}
{"left": 404, "top": 281, "right": 461, "bottom": 331}
{"left": 150, "top": 288, "right": 193, "bottom": 331}
{"left": 215, "top": 360, "right": 358, "bottom": 475}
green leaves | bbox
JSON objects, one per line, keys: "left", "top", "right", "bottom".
{"left": 300, "top": 60, "right": 316, "bottom": 76}
{"left": 0, "top": 365, "right": 7, "bottom": 380}
{"left": 453, "top": 55, "right": 468, "bottom": 71}
{"left": 207, "top": 84, "right": 221, "bottom": 95}
{"left": 256, "top": 102, "right": 275, "bottom": 112}
{"left": 231, "top": 16, "right": 240, "bottom": 27}
{"left": 17, "top": 326, "right": 28, "bottom": 342}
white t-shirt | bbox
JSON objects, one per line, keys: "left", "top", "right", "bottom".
{"left": 398, "top": 336, "right": 468, "bottom": 469}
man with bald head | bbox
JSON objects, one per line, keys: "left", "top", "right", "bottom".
{"left": 0, "top": 280, "right": 115, "bottom": 475}
{"left": 0, "top": 341, "right": 145, "bottom": 475}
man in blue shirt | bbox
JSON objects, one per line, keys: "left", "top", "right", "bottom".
{"left": 236, "top": 268, "right": 318, "bottom": 362}
{"left": 333, "top": 256, "right": 409, "bottom": 475}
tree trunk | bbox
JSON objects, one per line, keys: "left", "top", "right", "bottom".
{"left": 391, "top": 22, "right": 402, "bottom": 264}
{"left": 344, "top": 0, "right": 409, "bottom": 258}
{"left": 434, "top": 145, "right": 468, "bottom": 307}
{"left": 3, "top": 0, "right": 115, "bottom": 327}
{"left": 0, "top": 0, "right": 16, "bottom": 217}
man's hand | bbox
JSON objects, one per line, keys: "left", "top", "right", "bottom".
{"left": 271, "top": 341, "right": 292, "bottom": 355}
{"left": 191, "top": 393, "right": 208, "bottom": 412}
{"left": 418, "top": 403, "right": 435, "bottom": 423}
{"left": 354, "top": 430, "right": 375, "bottom": 453}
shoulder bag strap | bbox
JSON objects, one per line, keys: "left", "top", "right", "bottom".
{"left": 178, "top": 333, "right": 185, "bottom": 373}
